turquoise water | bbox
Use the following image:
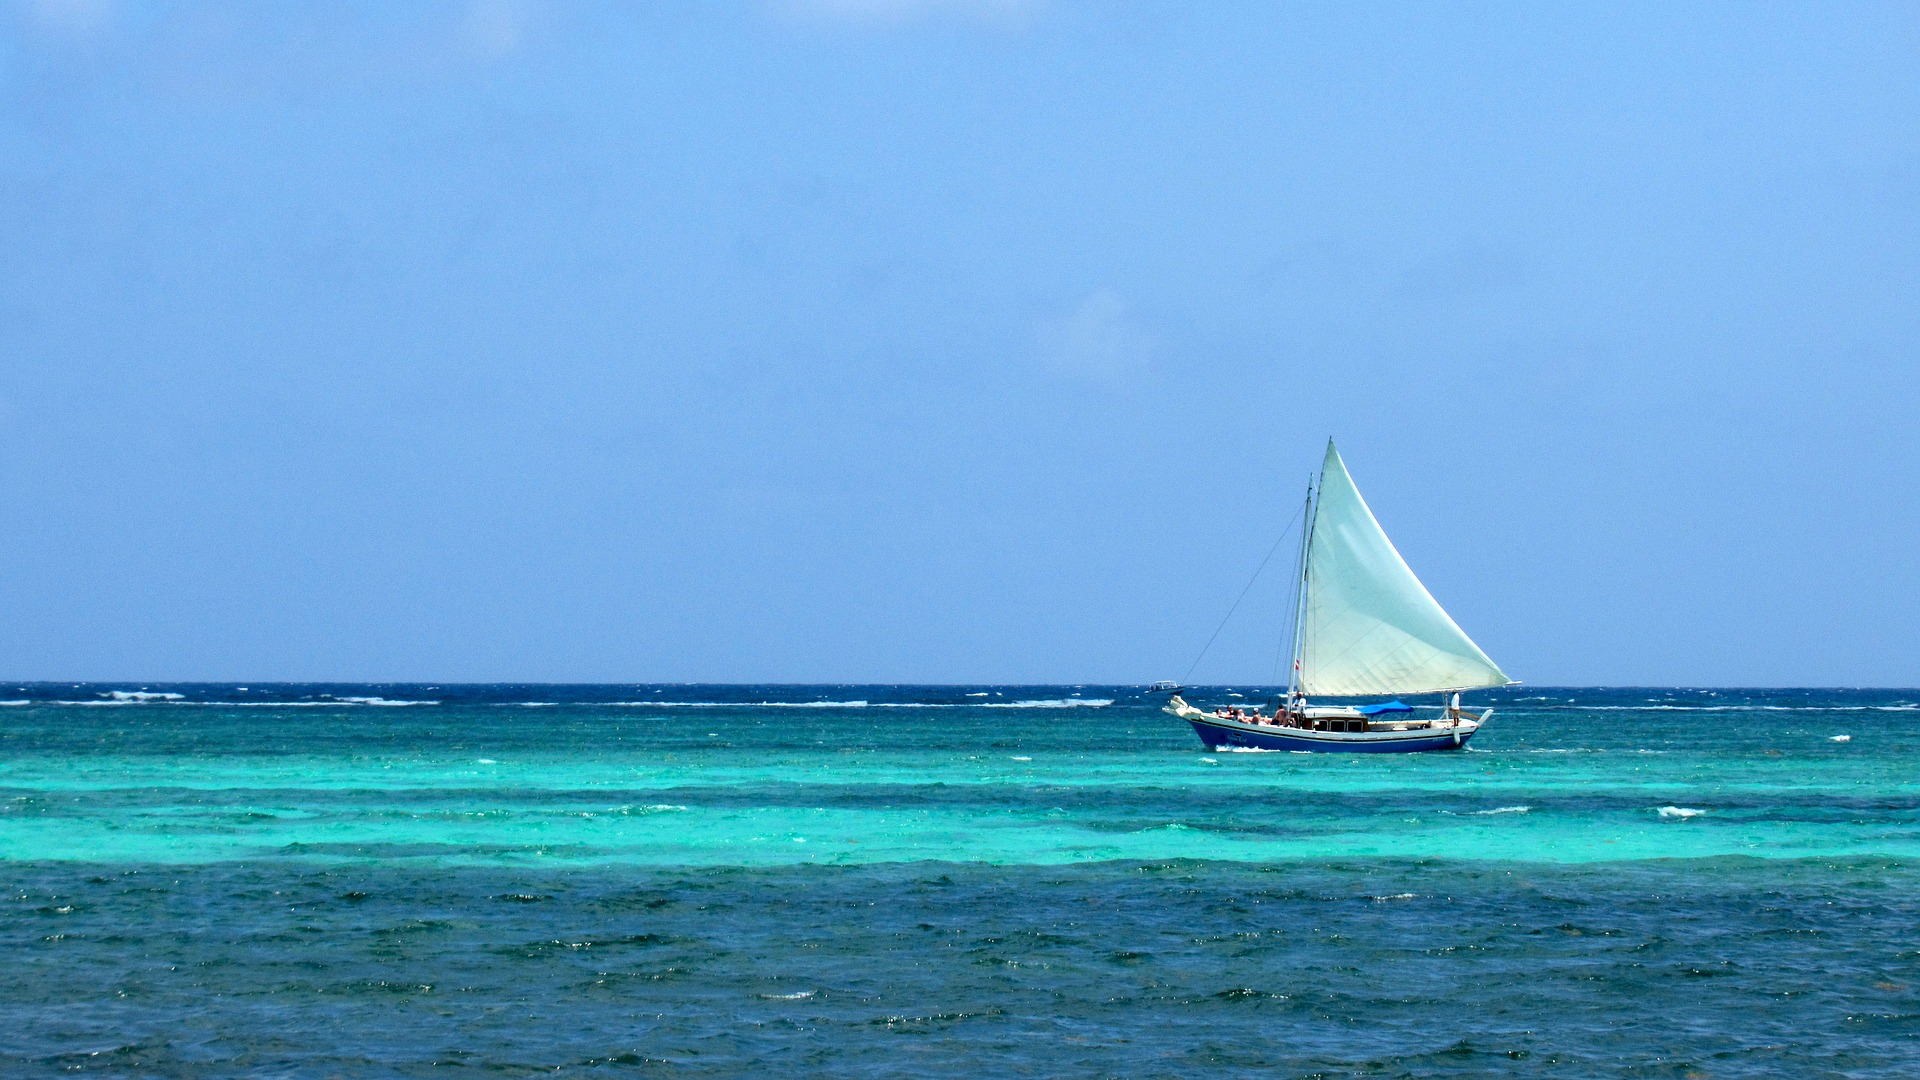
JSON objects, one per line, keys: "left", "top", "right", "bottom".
{"left": 4, "top": 684, "right": 1919, "bottom": 1075}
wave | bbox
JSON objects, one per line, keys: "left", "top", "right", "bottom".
{"left": 1470, "top": 806, "right": 1532, "bottom": 815}
{"left": 1831, "top": 735, "right": 1853, "bottom": 742}
{"left": 106, "top": 691, "right": 184, "bottom": 702}
{"left": 1657, "top": 806, "right": 1706, "bottom": 819}
{"left": 1543, "top": 704, "right": 1918, "bottom": 712}
{"left": 613, "top": 700, "right": 873, "bottom": 708}
{"left": 47, "top": 698, "right": 443, "bottom": 708}
{"left": 603, "top": 698, "right": 1111, "bottom": 710}
{"left": 15, "top": 696, "right": 1112, "bottom": 710}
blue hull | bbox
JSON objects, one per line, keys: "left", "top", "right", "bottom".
{"left": 1185, "top": 716, "right": 1472, "bottom": 753}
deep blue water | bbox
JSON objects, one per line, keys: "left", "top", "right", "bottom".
{"left": 3, "top": 684, "right": 1918, "bottom": 1076}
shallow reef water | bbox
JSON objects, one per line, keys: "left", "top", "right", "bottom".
{"left": 2, "top": 684, "right": 1917, "bottom": 1076}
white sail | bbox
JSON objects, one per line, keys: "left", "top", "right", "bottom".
{"left": 1300, "top": 442, "right": 1509, "bottom": 696}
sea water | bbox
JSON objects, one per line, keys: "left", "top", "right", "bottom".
{"left": 2, "top": 685, "right": 1917, "bottom": 1076}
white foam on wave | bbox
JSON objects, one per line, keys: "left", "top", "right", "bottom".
{"left": 606, "top": 697, "right": 1111, "bottom": 710}
{"left": 1658, "top": 806, "right": 1706, "bottom": 819}
{"left": 1555, "top": 704, "right": 1918, "bottom": 712}
{"left": 518, "top": 702, "right": 558, "bottom": 708}
{"left": 1371, "top": 893, "right": 1418, "bottom": 902}
{"left": 1211, "top": 745, "right": 1284, "bottom": 753}
{"left": 54, "top": 699, "right": 449, "bottom": 708}
{"left": 1831, "top": 734, "right": 1852, "bottom": 742}
{"left": 1009, "top": 756, "right": 1033, "bottom": 761}
{"left": 106, "top": 691, "right": 185, "bottom": 702}
{"left": 614, "top": 700, "right": 873, "bottom": 709}
{"left": 0, "top": 700, "right": 30, "bottom": 706}
{"left": 759, "top": 990, "right": 815, "bottom": 1000}
{"left": 1470, "top": 806, "right": 1532, "bottom": 815}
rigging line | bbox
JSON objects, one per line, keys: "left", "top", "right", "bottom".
{"left": 1182, "top": 515, "right": 1301, "bottom": 685}
{"left": 1270, "top": 563, "right": 1301, "bottom": 691}
{"left": 1272, "top": 475, "right": 1315, "bottom": 708}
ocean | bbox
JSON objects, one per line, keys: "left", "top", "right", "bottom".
{"left": 2, "top": 684, "right": 1917, "bottom": 1076}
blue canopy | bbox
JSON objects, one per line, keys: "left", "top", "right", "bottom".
{"left": 1357, "top": 699, "right": 1413, "bottom": 716}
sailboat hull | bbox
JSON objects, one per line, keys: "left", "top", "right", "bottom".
{"left": 1169, "top": 699, "right": 1478, "bottom": 753}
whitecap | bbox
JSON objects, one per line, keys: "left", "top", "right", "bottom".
{"left": 1831, "top": 735, "right": 1852, "bottom": 742}
{"left": 330, "top": 697, "right": 438, "bottom": 706}
{"left": 1469, "top": 806, "right": 1532, "bottom": 815}
{"left": 614, "top": 700, "right": 871, "bottom": 708}
{"left": 759, "top": 990, "right": 815, "bottom": 1000}
{"left": 1371, "top": 893, "right": 1417, "bottom": 901}
{"left": 1658, "top": 806, "right": 1705, "bottom": 819}
{"left": 0, "top": 700, "right": 30, "bottom": 707}
{"left": 105, "top": 691, "right": 184, "bottom": 702}
{"left": 983, "top": 698, "right": 1113, "bottom": 709}
{"left": 475, "top": 759, "right": 498, "bottom": 765}
{"left": 1010, "top": 756, "right": 1033, "bottom": 762}
{"left": 1553, "top": 704, "right": 1917, "bottom": 713}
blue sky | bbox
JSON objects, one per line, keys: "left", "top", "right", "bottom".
{"left": 2, "top": 1, "right": 1916, "bottom": 685}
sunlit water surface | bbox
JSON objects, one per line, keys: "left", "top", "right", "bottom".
{"left": 3, "top": 684, "right": 1917, "bottom": 1076}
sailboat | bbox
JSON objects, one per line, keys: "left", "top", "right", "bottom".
{"left": 1167, "top": 440, "right": 1511, "bottom": 752}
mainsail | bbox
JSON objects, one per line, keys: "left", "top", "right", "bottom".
{"left": 1299, "top": 442, "right": 1510, "bottom": 696}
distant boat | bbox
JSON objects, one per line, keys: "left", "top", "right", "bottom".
{"left": 1147, "top": 680, "right": 1181, "bottom": 693}
{"left": 1168, "top": 440, "right": 1511, "bottom": 752}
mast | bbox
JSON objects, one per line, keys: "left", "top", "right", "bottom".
{"left": 1283, "top": 465, "right": 1320, "bottom": 709}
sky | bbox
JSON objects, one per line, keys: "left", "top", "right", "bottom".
{"left": 1, "top": 0, "right": 1916, "bottom": 686}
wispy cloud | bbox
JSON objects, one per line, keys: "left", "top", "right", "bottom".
{"left": 23, "top": 0, "right": 114, "bottom": 34}
{"left": 461, "top": 0, "right": 532, "bottom": 58}
{"left": 1036, "top": 289, "right": 1155, "bottom": 390}
{"left": 773, "top": 0, "right": 1040, "bottom": 28}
